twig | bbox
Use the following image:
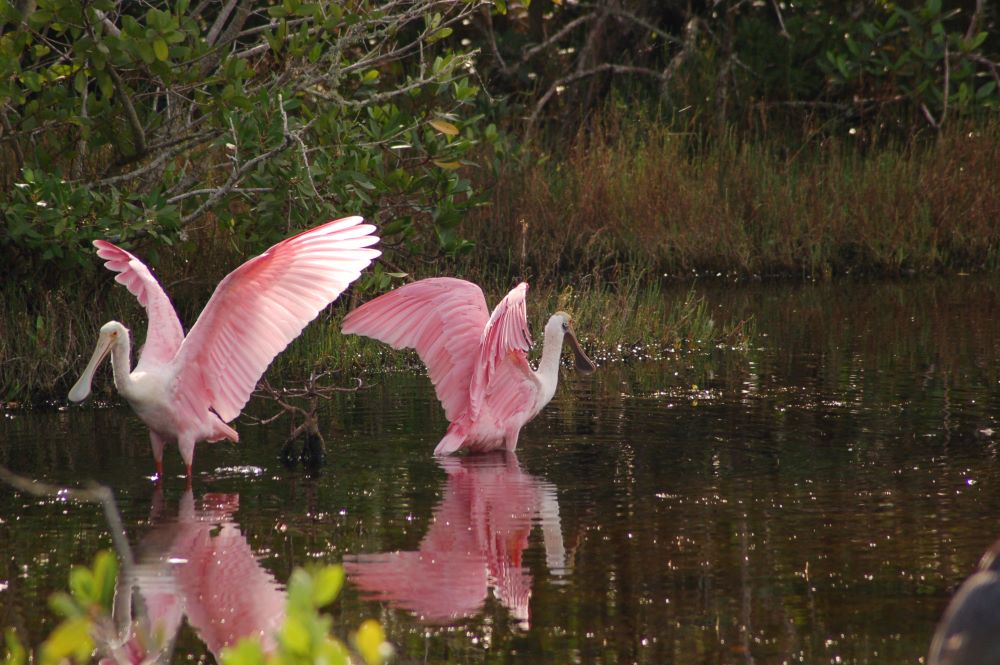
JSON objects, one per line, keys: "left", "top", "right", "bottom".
{"left": 179, "top": 100, "right": 299, "bottom": 225}
{"left": 770, "top": 0, "right": 789, "bottom": 38}
{"left": 0, "top": 465, "right": 135, "bottom": 571}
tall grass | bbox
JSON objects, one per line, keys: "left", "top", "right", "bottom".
{"left": 0, "top": 273, "right": 746, "bottom": 403}
{"left": 466, "top": 115, "right": 1000, "bottom": 282}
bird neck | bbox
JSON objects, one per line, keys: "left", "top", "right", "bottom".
{"left": 535, "top": 327, "right": 565, "bottom": 402}
{"left": 109, "top": 329, "right": 135, "bottom": 396}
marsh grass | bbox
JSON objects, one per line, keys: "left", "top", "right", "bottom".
{"left": 1, "top": 271, "right": 748, "bottom": 402}
{"left": 466, "top": 115, "right": 1000, "bottom": 282}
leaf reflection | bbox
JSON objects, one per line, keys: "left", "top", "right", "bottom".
{"left": 344, "top": 452, "right": 566, "bottom": 628}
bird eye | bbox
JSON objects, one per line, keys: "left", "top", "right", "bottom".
{"left": 561, "top": 321, "right": 569, "bottom": 331}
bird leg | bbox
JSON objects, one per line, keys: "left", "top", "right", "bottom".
{"left": 505, "top": 428, "right": 522, "bottom": 452}
{"left": 178, "top": 436, "right": 196, "bottom": 484}
{"left": 150, "top": 432, "right": 166, "bottom": 481}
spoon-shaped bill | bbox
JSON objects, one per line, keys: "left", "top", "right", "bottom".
{"left": 565, "top": 328, "right": 596, "bottom": 373}
{"left": 68, "top": 333, "right": 114, "bottom": 402}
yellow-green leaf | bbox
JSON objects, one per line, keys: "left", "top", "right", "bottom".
{"left": 220, "top": 637, "right": 266, "bottom": 665}
{"left": 280, "top": 617, "right": 310, "bottom": 656}
{"left": 40, "top": 618, "right": 93, "bottom": 665}
{"left": 310, "top": 565, "right": 344, "bottom": 607}
{"left": 153, "top": 38, "right": 168, "bottom": 61}
{"left": 433, "top": 160, "right": 462, "bottom": 170}
{"left": 428, "top": 118, "right": 459, "bottom": 136}
{"left": 353, "top": 620, "right": 389, "bottom": 665}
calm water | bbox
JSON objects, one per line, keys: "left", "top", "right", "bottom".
{"left": 3, "top": 277, "right": 1000, "bottom": 664}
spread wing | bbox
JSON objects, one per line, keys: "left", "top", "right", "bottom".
{"left": 468, "top": 282, "right": 534, "bottom": 419}
{"left": 341, "top": 277, "right": 490, "bottom": 422}
{"left": 93, "top": 240, "right": 184, "bottom": 371}
{"left": 169, "top": 216, "right": 380, "bottom": 423}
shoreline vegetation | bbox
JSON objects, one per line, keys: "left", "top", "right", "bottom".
{"left": 3, "top": 116, "right": 1000, "bottom": 403}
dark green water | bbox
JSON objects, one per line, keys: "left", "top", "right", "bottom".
{"left": 3, "top": 277, "right": 1000, "bottom": 664}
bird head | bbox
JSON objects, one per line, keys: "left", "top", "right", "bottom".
{"left": 68, "top": 321, "right": 128, "bottom": 402}
{"left": 549, "top": 311, "right": 596, "bottom": 373}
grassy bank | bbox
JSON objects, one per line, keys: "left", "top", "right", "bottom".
{"left": 465, "top": 116, "right": 1000, "bottom": 282}
{"left": 0, "top": 271, "right": 750, "bottom": 403}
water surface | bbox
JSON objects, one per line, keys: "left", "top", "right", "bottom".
{"left": 3, "top": 276, "right": 1000, "bottom": 664}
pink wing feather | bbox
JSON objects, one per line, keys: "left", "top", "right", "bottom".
{"left": 468, "top": 282, "right": 533, "bottom": 418}
{"left": 170, "top": 216, "right": 380, "bottom": 423}
{"left": 93, "top": 240, "right": 185, "bottom": 370}
{"left": 341, "top": 277, "right": 490, "bottom": 422}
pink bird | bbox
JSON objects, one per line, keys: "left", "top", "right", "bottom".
{"left": 341, "top": 278, "right": 595, "bottom": 454}
{"left": 68, "top": 217, "right": 380, "bottom": 479}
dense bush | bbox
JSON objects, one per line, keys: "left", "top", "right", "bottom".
{"left": 471, "top": 0, "right": 999, "bottom": 142}
{"left": 0, "top": 0, "right": 485, "bottom": 283}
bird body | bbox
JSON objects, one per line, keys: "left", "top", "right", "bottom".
{"left": 69, "top": 216, "right": 380, "bottom": 478}
{"left": 341, "top": 277, "right": 594, "bottom": 454}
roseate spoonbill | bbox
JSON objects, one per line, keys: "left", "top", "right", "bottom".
{"left": 345, "top": 452, "right": 566, "bottom": 626}
{"left": 928, "top": 539, "right": 1000, "bottom": 665}
{"left": 341, "top": 278, "right": 595, "bottom": 454}
{"left": 69, "top": 217, "right": 380, "bottom": 479}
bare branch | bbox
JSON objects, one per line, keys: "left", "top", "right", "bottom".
{"left": 206, "top": 0, "right": 240, "bottom": 46}
{"left": 527, "top": 63, "right": 667, "bottom": 139}
{"left": 107, "top": 64, "right": 147, "bottom": 156}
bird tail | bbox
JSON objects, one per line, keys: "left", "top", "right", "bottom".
{"left": 434, "top": 423, "right": 466, "bottom": 456}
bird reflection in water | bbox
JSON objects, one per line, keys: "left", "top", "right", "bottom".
{"left": 113, "top": 488, "right": 284, "bottom": 662}
{"left": 344, "top": 452, "right": 567, "bottom": 628}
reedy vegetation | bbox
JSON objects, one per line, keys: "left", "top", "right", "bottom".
{"left": 470, "top": 114, "right": 1000, "bottom": 283}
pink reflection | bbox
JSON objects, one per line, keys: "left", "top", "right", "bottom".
{"left": 119, "top": 488, "right": 284, "bottom": 660}
{"left": 345, "top": 452, "right": 566, "bottom": 627}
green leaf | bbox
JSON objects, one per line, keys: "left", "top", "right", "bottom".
{"left": 3, "top": 629, "right": 26, "bottom": 665}
{"left": 135, "top": 40, "right": 155, "bottom": 64}
{"left": 427, "top": 27, "right": 452, "bottom": 44}
{"left": 68, "top": 566, "right": 96, "bottom": 604}
{"left": 153, "top": 38, "right": 168, "bottom": 61}
{"left": 967, "top": 31, "right": 987, "bottom": 52}
{"left": 310, "top": 565, "right": 344, "bottom": 607}
{"left": 92, "top": 550, "right": 118, "bottom": 611}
